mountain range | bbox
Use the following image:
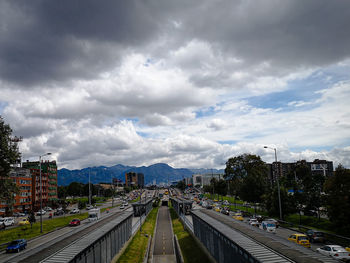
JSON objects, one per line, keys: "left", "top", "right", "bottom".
{"left": 57, "top": 163, "right": 224, "bottom": 186}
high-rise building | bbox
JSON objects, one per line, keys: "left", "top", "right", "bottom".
{"left": 23, "top": 160, "right": 58, "bottom": 210}
{"left": 125, "top": 172, "right": 144, "bottom": 187}
{"left": 266, "top": 159, "right": 333, "bottom": 184}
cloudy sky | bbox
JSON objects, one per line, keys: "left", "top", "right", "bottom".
{"left": 1, "top": 0, "right": 350, "bottom": 169}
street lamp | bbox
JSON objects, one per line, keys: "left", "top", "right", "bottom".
{"left": 264, "top": 146, "right": 283, "bottom": 220}
{"left": 39, "top": 152, "right": 51, "bottom": 233}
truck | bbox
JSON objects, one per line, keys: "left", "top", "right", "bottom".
{"left": 88, "top": 208, "right": 101, "bottom": 222}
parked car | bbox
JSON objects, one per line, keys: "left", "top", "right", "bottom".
{"left": 44, "top": 207, "right": 53, "bottom": 212}
{"left": 70, "top": 208, "right": 80, "bottom": 214}
{"left": 288, "top": 234, "right": 311, "bottom": 248}
{"left": 18, "top": 218, "right": 30, "bottom": 226}
{"left": 0, "top": 217, "right": 15, "bottom": 226}
{"left": 54, "top": 209, "right": 64, "bottom": 216}
{"left": 37, "top": 210, "right": 46, "bottom": 215}
{"left": 69, "top": 219, "right": 81, "bottom": 226}
{"left": 316, "top": 245, "right": 350, "bottom": 261}
{"left": 6, "top": 239, "right": 27, "bottom": 253}
{"left": 13, "top": 212, "right": 26, "bottom": 217}
{"left": 305, "top": 229, "right": 326, "bottom": 243}
{"left": 120, "top": 205, "right": 125, "bottom": 210}
{"left": 86, "top": 205, "right": 94, "bottom": 210}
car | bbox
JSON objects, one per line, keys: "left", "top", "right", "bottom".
{"left": 120, "top": 205, "right": 125, "bottom": 209}
{"left": 346, "top": 247, "right": 350, "bottom": 252}
{"left": 248, "top": 218, "right": 258, "bottom": 225}
{"left": 44, "top": 207, "right": 53, "bottom": 212}
{"left": 220, "top": 208, "right": 230, "bottom": 215}
{"left": 259, "top": 221, "right": 276, "bottom": 233}
{"left": 69, "top": 219, "right": 81, "bottom": 226}
{"left": 86, "top": 205, "right": 94, "bottom": 210}
{"left": 214, "top": 207, "right": 221, "bottom": 212}
{"left": 0, "top": 217, "right": 15, "bottom": 226}
{"left": 70, "top": 208, "right": 80, "bottom": 214}
{"left": 36, "top": 210, "right": 46, "bottom": 215}
{"left": 54, "top": 209, "right": 64, "bottom": 216}
{"left": 18, "top": 218, "right": 30, "bottom": 226}
{"left": 305, "top": 229, "right": 326, "bottom": 243}
{"left": 6, "top": 239, "right": 27, "bottom": 253}
{"left": 13, "top": 212, "right": 26, "bottom": 217}
{"left": 233, "top": 213, "right": 244, "bottom": 221}
{"left": 288, "top": 234, "right": 311, "bottom": 248}
{"left": 265, "top": 218, "right": 280, "bottom": 228}
{"left": 316, "top": 245, "right": 350, "bottom": 261}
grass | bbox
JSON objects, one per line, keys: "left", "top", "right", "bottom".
{"left": 169, "top": 207, "right": 211, "bottom": 263}
{"left": 284, "top": 214, "right": 333, "bottom": 232}
{"left": 0, "top": 213, "right": 88, "bottom": 245}
{"left": 116, "top": 207, "right": 159, "bottom": 263}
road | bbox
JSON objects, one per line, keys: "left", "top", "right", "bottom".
{"left": 0, "top": 200, "right": 132, "bottom": 263}
{"left": 153, "top": 205, "right": 176, "bottom": 263}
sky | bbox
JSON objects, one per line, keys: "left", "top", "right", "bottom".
{"left": 0, "top": 0, "right": 350, "bottom": 170}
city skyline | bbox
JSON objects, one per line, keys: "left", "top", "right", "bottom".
{"left": 0, "top": 1, "right": 349, "bottom": 169}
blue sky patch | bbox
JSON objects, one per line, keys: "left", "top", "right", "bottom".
{"left": 0, "top": 101, "right": 8, "bottom": 114}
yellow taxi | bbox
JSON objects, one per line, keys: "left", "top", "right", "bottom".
{"left": 346, "top": 247, "right": 350, "bottom": 252}
{"left": 232, "top": 213, "right": 244, "bottom": 221}
{"left": 18, "top": 218, "right": 30, "bottom": 226}
{"left": 214, "top": 207, "right": 221, "bottom": 212}
{"left": 288, "top": 234, "right": 311, "bottom": 248}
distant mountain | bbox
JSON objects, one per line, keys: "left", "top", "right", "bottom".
{"left": 57, "top": 163, "right": 194, "bottom": 186}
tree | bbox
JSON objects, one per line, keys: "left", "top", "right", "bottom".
{"left": 294, "top": 162, "right": 325, "bottom": 220}
{"left": 225, "top": 154, "right": 268, "bottom": 205}
{"left": 176, "top": 180, "right": 186, "bottom": 191}
{"left": 67, "top": 182, "right": 83, "bottom": 196}
{"left": 0, "top": 117, "right": 20, "bottom": 215}
{"left": 324, "top": 165, "right": 350, "bottom": 236}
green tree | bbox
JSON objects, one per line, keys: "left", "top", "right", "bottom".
{"left": 176, "top": 180, "right": 186, "bottom": 191}
{"left": 324, "top": 165, "right": 350, "bottom": 236}
{"left": 225, "top": 154, "right": 268, "bottom": 205}
{"left": 67, "top": 182, "right": 83, "bottom": 196}
{"left": 0, "top": 117, "right": 20, "bottom": 215}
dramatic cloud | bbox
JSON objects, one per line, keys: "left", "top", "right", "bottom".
{"left": 0, "top": 0, "right": 350, "bottom": 170}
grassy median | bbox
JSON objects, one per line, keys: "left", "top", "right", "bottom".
{"left": 0, "top": 213, "right": 88, "bottom": 246}
{"left": 116, "top": 207, "right": 159, "bottom": 263}
{"left": 169, "top": 207, "right": 211, "bottom": 263}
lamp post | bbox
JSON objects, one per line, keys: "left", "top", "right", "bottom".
{"left": 264, "top": 146, "right": 282, "bottom": 220}
{"left": 39, "top": 152, "right": 51, "bottom": 233}
{"left": 88, "top": 169, "right": 91, "bottom": 206}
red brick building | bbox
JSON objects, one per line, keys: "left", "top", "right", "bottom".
{"left": 22, "top": 160, "right": 58, "bottom": 211}
{"left": 0, "top": 168, "right": 32, "bottom": 216}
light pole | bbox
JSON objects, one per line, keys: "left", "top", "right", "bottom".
{"left": 88, "top": 169, "right": 91, "bottom": 206}
{"left": 39, "top": 152, "right": 51, "bottom": 233}
{"left": 264, "top": 146, "right": 283, "bottom": 220}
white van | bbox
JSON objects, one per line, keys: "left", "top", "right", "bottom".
{"left": 259, "top": 221, "right": 276, "bottom": 233}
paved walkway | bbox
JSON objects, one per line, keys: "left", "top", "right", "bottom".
{"left": 153, "top": 206, "right": 176, "bottom": 263}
